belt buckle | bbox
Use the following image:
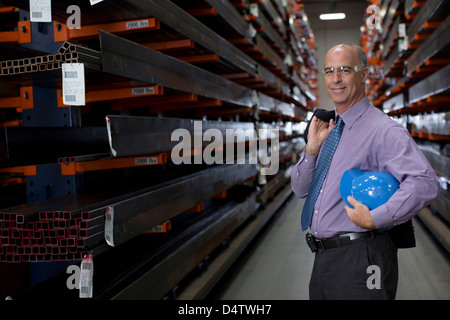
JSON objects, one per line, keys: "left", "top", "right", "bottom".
{"left": 316, "top": 239, "right": 325, "bottom": 250}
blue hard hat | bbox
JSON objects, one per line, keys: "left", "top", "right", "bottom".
{"left": 340, "top": 169, "right": 400, "bottom": 210}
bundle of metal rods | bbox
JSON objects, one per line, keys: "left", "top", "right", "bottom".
{"left": 0, "top": 209, "right": 104, "bottom": 263}
{"left": 0, "top": 41, "right": 101, "bottom": 76}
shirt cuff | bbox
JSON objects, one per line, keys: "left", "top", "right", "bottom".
{"left": 301, "top": 151, "right": 317, "bottom": 168}
{"left": 370, "top": 206, "right": 393, "bottom": 229}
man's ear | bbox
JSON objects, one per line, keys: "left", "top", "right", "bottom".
{"left": 361, "top": 67, "right": 369, "bottom": 83}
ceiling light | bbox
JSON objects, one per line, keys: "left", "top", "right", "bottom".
{"left": 319, "top": 13, "right": 346, "bottom": 20}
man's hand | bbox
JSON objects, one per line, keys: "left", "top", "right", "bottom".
{"left": 305, "top": 117, "right": 335, "bottom": 156}
{"left": 344, "top": 196, "right": 376, "bottom": 229}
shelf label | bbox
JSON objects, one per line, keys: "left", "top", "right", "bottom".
{"left": 29, "top": 0, "right": 52, "bottom": 22}
{"left": 135, "top": 157, "right": 158, "bottom": 165}
{"left": 62, "top": 63, "right": 85, "bottom": 106}
{"left": 131, "top": 87, "right": 155, "bottom": 96}
{"left": 79, "top": 253, "right": 94, "bottom": 298}
{"left": 126, "top": 20, "right": 149, "bottom": 29}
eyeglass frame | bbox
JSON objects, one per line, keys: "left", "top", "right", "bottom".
{"left": 322, "top": 65, "right": 362, "bottom": 77}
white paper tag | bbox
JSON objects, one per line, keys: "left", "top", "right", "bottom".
{"left": 90, "top": 0, "right": 104, "bottom": 5}
{"left": 62, "top": 63, "right": 85, "bottom": 106}
{"left": 79, "top": 254, "right": 94, "bottom": 298}
{"left": 29, "top": 0, "right": 52, "bottom": 22}
{"left": 250, "top": 4, "right": 259, "bottom": 17}
{"left": 398, "top": 23, "right": 406, "bottom": 38}
{"left": 104, "top": 205, "right": 115, "bottom": 247}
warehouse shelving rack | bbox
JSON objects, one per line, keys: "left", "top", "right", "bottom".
{"left": 362, "top": 0, "right": 450, "bottom": 254}
{"left": 0, "top": 0, "right": 317, "bottom": 299}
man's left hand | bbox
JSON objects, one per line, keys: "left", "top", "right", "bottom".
{"left": 344, "top": 196, "right": 376, "bottom": 229}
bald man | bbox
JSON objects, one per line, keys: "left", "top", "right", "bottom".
{"left": 291, "top": 43, "right": 439, "bottom": 299}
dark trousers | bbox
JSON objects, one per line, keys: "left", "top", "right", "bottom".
{"left": 309, "top": 231, "right": 398, "bottom": 300}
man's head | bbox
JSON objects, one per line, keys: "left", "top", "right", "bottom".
{"left": 324, "top": 43, "right": 369, "bottom": 113}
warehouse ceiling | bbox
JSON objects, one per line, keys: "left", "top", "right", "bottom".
{"left": 302, "top": 0, "right": 370, "bottom": 33}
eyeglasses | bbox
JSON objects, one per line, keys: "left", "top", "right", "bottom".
{"left": 323, "top": 65, "right": 359, "bottom": 77}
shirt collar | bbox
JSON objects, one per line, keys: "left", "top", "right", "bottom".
{"left": 335, "top": 97, "right": 370, "bottom": 130}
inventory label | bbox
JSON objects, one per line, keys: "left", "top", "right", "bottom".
{"left": 62, "top": 63, "right": 85, "bottom": 106}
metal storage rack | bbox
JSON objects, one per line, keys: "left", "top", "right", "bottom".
{"left": 0, "top": 0, "right": 316, "bottom": 299}
{"left": 361, "top": 0, "right": 450, "bottom": 254}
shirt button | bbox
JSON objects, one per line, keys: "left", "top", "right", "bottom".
{"left": 305, "top": 159, "right": 308, "bottom": 162}
{"left": 315, "top": 210, "right": 318, "bottom": 214}
{"left": 314, "top": 232, "right": 318, "bottom": 235}
{"left": 320, "top": 189, "right": 323, "bottom": 192}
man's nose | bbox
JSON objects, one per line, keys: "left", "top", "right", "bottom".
{"left": 331, "top": 71, "right": 342, "bottom": 82}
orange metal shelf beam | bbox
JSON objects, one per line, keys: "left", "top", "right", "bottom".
{"left": 175, "top": 53, "right": 219, "bottom": 64}
{"left": 0, "top": 21, "right": 31, "bottom": 44}
{"left": 0, "top": 166, "right": 36, "bottom": 176}
{"left": 111, "top": 93, "right": 196, "bottom": 111}
{"left": 143, "top": 220, "right": 172, "bottom": 234}
{"left": 142, "top": 39, "right": 194, "bottom": 52}
{"left": 60, "top": 153, "right": 167, "bottom": 175}
{"left": 0, "top": 86, "right": 33, "bottom": 110}
{"left": 0, "top": 6, "right": 18, "bottom": 14}
{"left": 57, "top": 85, "right": 163, "bottom": 107}
{"left": 53, "top": 18, "right": 160, "bottom": 42}
{"left": 186, "top": 8, "right": 217, "bottom": 17}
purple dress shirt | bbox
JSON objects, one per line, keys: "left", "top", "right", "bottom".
{"left": 291, "top": 97, "right": 440, "bottom": 239}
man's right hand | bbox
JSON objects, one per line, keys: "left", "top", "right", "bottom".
{"left": 304, "top": 116, "right": 336, "bottom": 156}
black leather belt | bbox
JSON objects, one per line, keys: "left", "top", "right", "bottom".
{"left": 305, "top": 230, "right": 383, "bottom": 253}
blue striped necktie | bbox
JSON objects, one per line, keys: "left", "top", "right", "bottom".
{"left": 301, "top": 116, "right": 344, "bottom": 231}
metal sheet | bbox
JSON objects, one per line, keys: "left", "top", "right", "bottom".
{"left": 407, "top": 14, "right": 450, "bottom": 75}
{"left": 0, "top": 126, "right": 109, "bottom": 166}
{"left": 204, "top": 0, "right": 256, "bottom": 45}
{"left": 107, "top": 163, "right": 258, "bottom": 247}
{"left": 408, "top": 64, "right": 450, "bottom": 103}
{"left": 127, "top": 0, "right": 259, "bottom": 77}
{"left": 106, "top": 115, "right": 255, "bottom": 157}
{"left": 99, "top": 30, "right": 255, "bottom": 108}
{"left": 406, "top": 0, "right": 450, "bottom": 41}
{"left": 110, "top": 192, "right": 260, "bottom": 299}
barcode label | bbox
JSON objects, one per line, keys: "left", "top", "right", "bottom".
{"left": 79, "top": 254, "right": 93, "bottom": 298}
{"left": 62, "top": 63, "right": 85, "bottom": 106}
{"left": 65, "top": 95, "right": 76, "bottom": 102}
{"left": 82, "top": 263, "right": 92, "bottom": 270}
{"left": 80, "top": 286, "right": 90, "bottom": 294}
{"left": 30, "top": 0, "right": 52, "bottom": 22}
{"left": 64, "top": 71, "right": 78, "bottom": 79}
{"left": 126, "top": 20, "right": 149, "bottom": 29}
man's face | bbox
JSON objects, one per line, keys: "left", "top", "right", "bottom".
{"left": 324, "top": 45, "right": 368, "bottom": 112}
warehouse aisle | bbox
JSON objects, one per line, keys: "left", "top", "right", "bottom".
{"left": 210, "top": 195, "right": 450, "bottom": 300}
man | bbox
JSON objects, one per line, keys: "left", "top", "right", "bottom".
{"left": 291, "top": 43, "right": 440, "bottom": 299}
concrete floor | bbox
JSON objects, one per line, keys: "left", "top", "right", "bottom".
{"left": 210, "top": 195, "right": 450, "bottom": 300}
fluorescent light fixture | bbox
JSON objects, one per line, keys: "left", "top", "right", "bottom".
{"left": 319, "top": 13, "right": 346, "bottom": 20}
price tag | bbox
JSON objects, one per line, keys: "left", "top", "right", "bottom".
{"left": 90, "top": 0, "right": 104, "bottom": 5}
{"left": 62, "top": 63, "right": 85, "bottom": 106}
{"left": 104, "top": 205, "right": 115, "bottom": 247}
{"left": 79, "top": 253, "right": 94, "bottom": 298}
{"left": 29, "top": 0, "right": 52, "bottom": 22}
